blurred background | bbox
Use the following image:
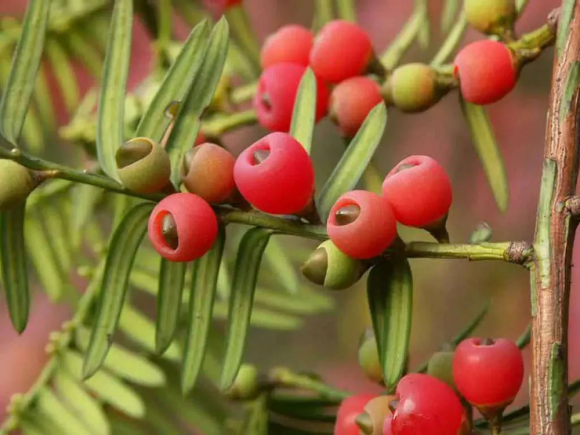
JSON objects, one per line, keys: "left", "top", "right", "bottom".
{"left": 0, "top": 0, "right": 576, "bottom": 432}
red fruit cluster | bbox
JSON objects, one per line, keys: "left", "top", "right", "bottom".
{"left": 256, "top": 20, "right": 379, "bottom": 137}
{"left": 454, "top": 40, "right": 517, "bottom": 105}
{"left": 453, "top": 337, "right": 524, "bottom": 414}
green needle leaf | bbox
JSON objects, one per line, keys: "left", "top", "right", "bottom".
{"left": 290, "top": 68, "right": 317, "bottom": 154}
{"left": 336, "top": 0, "right": 357, "bottom": 21}
{"left": 165, "top": 18, "right": 230, "bottom": 186}
{"left": 220, "top": 228, "right": 274, "bottom": 390}
{"left": 460, "top": 96, "right": 509, "bottom": 213}
{"left": 83, "top": 203, "right": 154, "bottom": 379}
{"left": 0, "top": 204, "right": 30, "bottom": 333}
{"left": 135, "top": 20, "right": 211, "bottom": 143}
{"left": 0, "top": 0, "right": 51, "bottom": 145}
{"left": 441, "top": 0, "right": 460, "bottom": 33}
{"left": 316, "top": 102, "right": 387, "bottom": 220}
{"left": 263, "top": 237, "right": 300, "bottom": 294}
{"left": 181, "top": 226, "right": 226, "bottom": 394}
{"left": 155, "top": 259, "right": 187, "bottom": 355}
{"left": 96, "top": 0, "right": 133, "bottom": 180}
{"left": 36, "top": 388, "right": 92, "bottom": 435}
{"left": 367, "top": 258, "right": 413, "bottom": 392}
{"left": 45, "top": 37, "right": 80, "bottom": 113}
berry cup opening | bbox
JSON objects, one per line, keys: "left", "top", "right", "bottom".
{"left": 334, "top": 203, "right": 361, "bottom": 226}
{"left": 116, "top": 138, "right": 153, "bottom": 169}
{"left": 161, "top": 212, "right": 180, "bottom": 251}
{"left": 253, "top": 149, "right": 271, "bottom": 165}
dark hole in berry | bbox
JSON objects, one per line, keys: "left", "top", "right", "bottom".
{"left": 182, "top": 147, "right": 200, "bottom": 178}
{"left": 335, "top": 204, "right": 360, "bottom": 226}
{"left": 396, "top": 163, "right": 416, "bottom": 173}
{"left": 162, "top": 213, "right": 179, "bottom": 250}
{"left": 253, "top": 150, "right": 270, "bottom": 165}
{"left": 388, "top": 399, "right": 399, "bottom": 413}
{"left": 261, "top": 92, "right": 272, "bottom": 110}
{"left": 116, "top": 139, "right": 153, "bottom": 169}
{"left": 479, "top": 338, "right": 496, "bottom": 346}
{"left": 301, "top": 248, "right": 328, "bottom": 286}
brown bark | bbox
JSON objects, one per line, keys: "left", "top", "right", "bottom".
{"left": 531, "top": 2, "right": 580, "bottom": 434}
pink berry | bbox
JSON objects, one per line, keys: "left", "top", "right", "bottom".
{"left": 383, "top": 415, "right": 393, "bottom": 435}
{"left": 327, "top": 190, "right": 397, "bottom": 259}
{"left": 330, "top": 76, "right": 383, "bottom": 138}
{"left": 234, "top": 132, "right": 315, "bottom": 214}
{"left": 391, "top": 374, "right": 466, "bottom": 435}
{"left": 453, "top": 338, "right": 524, "bottom": 410}
{"left": 148, "top": 193, "right": 218, "bottom": 262}
{"left": 261, "top": 25, "right": 314, "bottom": 69}
{"left": 254, "top": 63, "right": 329, "bottom": 132}
{"left": 381, "top": 156, "right": 452, "bottom": 228}
{"left": 310, "top": 20, "right": 373, "bottom": 84}
{"left": 454, "top": 40, "right": 517, "bottom": 105}
{"left": 335, "top": 394, "right": 377, "bottom": 435}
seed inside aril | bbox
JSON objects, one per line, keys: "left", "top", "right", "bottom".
{"left": 396, "top": 163, "right": 416, "bottom": 173}
{"left": 182, "top": 147, "right": 200, "bottom": 177}
{"left": 355, "top": 412, "right": 374, "bottom": 435}
{"left": 301, "top": 248, "right": 328, "bottom": 285}
{"left": 261, "top": 93, "right": 272, "bottom": 110}
{"left": 335, "top": 204, "right": 360, "bottom": 226}
{"left": 116, "top": 139, "right": 153, "bottom": 169}
{"left": 479, "top": 338, "right": 496, "bottom": 346}
{"left": 253, "top": 150, "right": 271, "bottom": 165}
{"left": 162, "top": 213, "right": 179, "bottom": 250}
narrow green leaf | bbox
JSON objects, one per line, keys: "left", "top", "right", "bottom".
{"left": 135, "top": 20, "right": 211, "bottom": 143}
{"left": 336, "top": 0, "right": 357, "bottom": 21}
{"left": 313, "top": 0, "right": 334, "bottom": 31}
{"left": 71, "top": 184, "right": 104, "bottom": 248}
{"left": 241, "top": 395, "right": 269, "bottom": 435}
{"left": 254, "top": 287, "right": 332, "bottom": 315}
{"left": 36, "top": 389, "right": 92, "bottom": 435}
{"left": 213, "top": 303, "right": 304, "bottom": 330}
{"left": 22, "top": 416, "right": 63, "bottom": 435}
{"left": 76, "top": 327, "right": 166, "bottom": 387}
{"left": 62, "top": 351, "right": 146, "bottom": 419}
{"left": 181, "top": 226, "right": 226, "bottom": 394}
{"left": 316, "top": 102, "right": 387, "bottom": 220}
{"left": 415, "top": 0, "right": 430, "bottom": 49}
{"left": 224, "top": 6, "right": 260, "bottom": 76}
{"left": 119, "top": 303, "right": 181, "bottom": 361}
{"left": 96, "top": 0, "right": 133, "bottom": 179}
{"left": 0, "top": 204, "right": 30, "bottom": 332}
{"left": 39, "top": 203, "right": 73, "bottom": 274}
{"left": 61, "top": 30, "right": 104, "bottom": 79}
{"left": 53, "top": 369, "right": 111, "bottom": 435}
{"left": 441, "top": 0, "right": 459, "bottom": 33}
{"left": 20, "top": 419, "right": 46, "bottom": 435}
{"left": 130, "top": 268, "right": 159, "bottom": 295}
{"left": 20, "top": 104, "right": 45, "bottom": 153}
{"left": 367, "top": 258, "right": 413, "bottom": 391}
{"left": 34, "top": 65, "right": 57, "bottom": 131}
{"left": 0, "top": 0, "right": 51, "bottom": 144}
{"left": 430, "top": 12, "right": 467, "bottom": 67}
{"left": 83, "top": 203, "right": 154, "bottom": 379}
{"left": 165, "top": 18, "right": 230, "bottom": 186}
{"left": 460, "top": 96, "right": 509, "bottom": 212}
{"left": 289, "top": 68, "right": 317, "bottom": 154}
{"left": 45, "top": 37, "right": 80, "bottom": 113}
{"left": 24, "top": 210, "right": 63, "bottom": 301}
{"left": 156, "top": 259, "right": 187, "bottom": 354}
{"left": 263, "top": 237, "right": 300, "bottom": 294}
{"left": 220, "top": 228, "right": 273, "bottom": 389}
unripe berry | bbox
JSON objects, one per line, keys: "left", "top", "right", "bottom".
{"left": 357, "top": 328, "right": 382, "bottom": 384}
{"left": 0, "top": 160, "right": 35, "bottom": 211}
{"left": 234, "top": 132, "right": 314, "bottom": 215}
{"left": 327, "top": 191, "right": 397, "bottom": 259}
{"left": 148, "top": 193, "right": 218, "bottom": 262}
{"left": 224, "top": 364, "right": 261, "bottom": 401}
{"left": 464, "top": 0, "right": 516, "bottom": 35}
{"left": 181, "top": 143, "right": 236, "bottom": 204}
{"left": 329, "top": 77, "right": 383, "bottom": 138}
{"left": 427, "top": 351, "right": 456, "bottom": 390}
{"left": 335, "top": 394, "right": 377, "bottom": 435}
{"left": 261, "top": 25, "right": 314, "bottom": 69}
{"left": 301, "top": 240, "right": 365, "bottom": 290}
{"left": 310, "top": 20, "right": 373, "bottom": 84}
{"left": 381, "top": 156, "right": 452, "bottom": 228}
{"left": 453, "top": 338, "right": 524, "bottom": 415}
{"left": 254, "top": 63, "right": 329, "bottom": 132}
{"left": 454, "top": 40, "right": 517, "bottom": 105}
{"left": 356, "top": 395, "right": 395, "bottom": 435}
{"left": 116, "top": 137, "right": 171, "bottom": 194}
{"left": 391, "top": 373, "right": 467, "bottom": 435}
{"left": 386, "top": 64, "right": 439, "bottom": 113}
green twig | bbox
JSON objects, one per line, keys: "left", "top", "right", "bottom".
{"left": 269, "top": 367, "right": 349, "bottom": 402}
{"left": 202, "top": 109, "right": 258, "bottom": 137}
{"left": 430, "top": 12, "right": 467, "bottom": 67}
{"left": 380, "top": 8, "right": 425, "bottom": 69}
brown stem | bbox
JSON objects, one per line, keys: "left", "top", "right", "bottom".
{"left": 530, "top": 1, "right": 580, "bottom": 433}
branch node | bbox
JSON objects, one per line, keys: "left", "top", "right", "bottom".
{"left": 506, "top": 241, "right": 534, "bottom": 265}
{"left": 565, "top": 195, "right": 580, "bottom": 218}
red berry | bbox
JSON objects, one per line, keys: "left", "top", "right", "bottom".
{"left": 335, "top": 394, "right": 377, "bottom": 435}
{"left": 327, "top": 190, "right": 397, "bottom": 259}
{"left": 381, "top": 156, "right": 452, "bottom": 228}
{"left": 148, "top": 193, "right": 218, "bottom": 262}
{"left": 254, "top": 63, "right": 329, "bottom": 132}
{"left": 182, "top": 143, "right": 236, "bottom": 204}
{"left": 453, "top": 338, "right": 524, "bottom": 410}
{"left": 202, "top": 0, "right": 241, "bottom": 15}
{"left": 234, "top": 132, "right": 315, "bottom": 214}
{"left": 454, "top": 40, "right": 517, "bottom": 105}
{"left": 391, "top": 373, "right": 466, "bottom": 435}
{"left": 261, "top": 25, "right": 314, "bottom": 69}
{"left": 330, "top": 76, "right": 383, "bottom": 138}
{"left": 310, "top": 20, "right": 373, "bottom": 84}
{"left": 383, "top": 415, "right": 393, "bottom": 435}
{"left": 195, "top": 131, "right": 206, "bottom": 146}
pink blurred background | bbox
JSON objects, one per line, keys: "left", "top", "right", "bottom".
{"left": 0, "top": 0, "right": 576, "bottom": 425}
